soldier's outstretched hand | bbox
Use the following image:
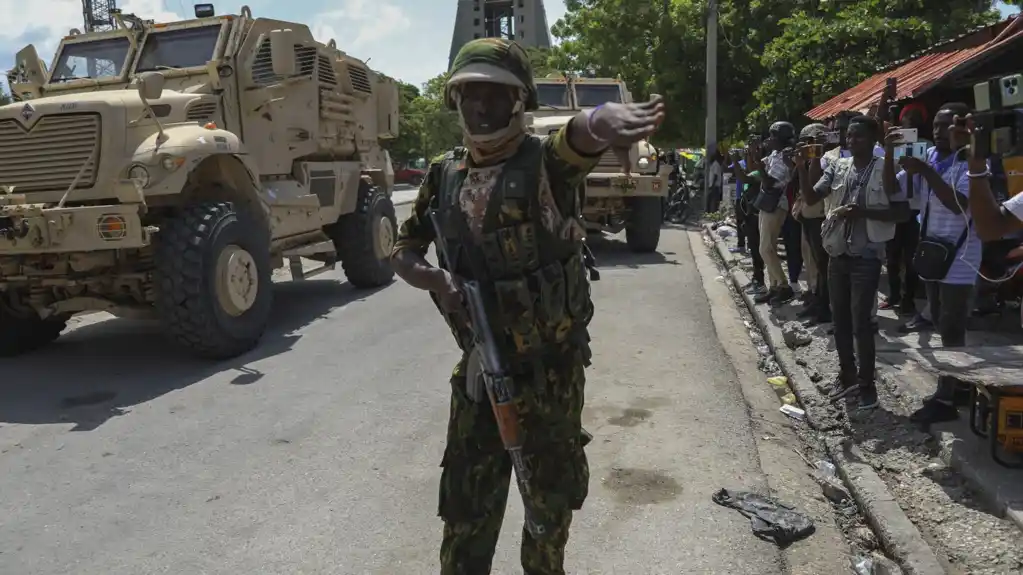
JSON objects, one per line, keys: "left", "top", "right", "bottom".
{"left": 589, "top": 94, "right": 666, "bottom": 173}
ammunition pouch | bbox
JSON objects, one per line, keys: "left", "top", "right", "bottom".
{"left": 430, "top": 137, "right": 595, "bottom": 365}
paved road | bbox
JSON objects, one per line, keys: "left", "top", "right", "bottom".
{"left": 392, "top": 184, "right": 420, "bottom": 206}
{"left": 0, "top": 211, "right": 838, "bottom": 573}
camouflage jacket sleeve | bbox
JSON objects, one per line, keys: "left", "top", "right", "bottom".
{"left": 544, "top": 122, "right": 603, "bottom": 217}
{"left": 391, "top": 163, "right": 440, "bottom": 258}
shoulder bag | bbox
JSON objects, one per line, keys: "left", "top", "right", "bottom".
{"left": 913, "top": 190, "right": 970, "bottom": 281}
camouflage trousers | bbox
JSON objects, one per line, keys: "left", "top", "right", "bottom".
{"left": 438, "top": 344, "right": 590, "bottom": 575}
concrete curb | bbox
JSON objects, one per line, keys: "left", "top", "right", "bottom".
{"left": 931, "top": 416, "right": 1023, "bottom": 534}
{"left": 703, "top": 224, "right": 947, "bottom": 575}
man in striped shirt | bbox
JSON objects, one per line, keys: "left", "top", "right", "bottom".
{"left": 896, "top": 103, "right": 982, "bottom": 425}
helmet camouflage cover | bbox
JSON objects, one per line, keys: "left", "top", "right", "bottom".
{"left": 799, "top": 123, "right": 828, "bottom": 141}
{"left": 445, "top": 38, "right": 538, "bottom": 111}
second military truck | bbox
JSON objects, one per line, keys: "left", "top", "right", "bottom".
{"left": 527, "top": 74, "right": 670, "bottom": 252}
{"left": 0, "top": 5, "right": 399, "bottom": 358}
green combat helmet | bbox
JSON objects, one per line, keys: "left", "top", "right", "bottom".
{"left": 445, "top": 38, "right": 538, "bottom": 111}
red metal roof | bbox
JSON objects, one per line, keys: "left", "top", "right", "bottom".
{"left": 806, "top": 18, "right": 1023, "bottom": 120}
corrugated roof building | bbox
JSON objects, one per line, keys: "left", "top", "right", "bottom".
{"left": 806, "top": 16, "right": 1023, "bottom": 121}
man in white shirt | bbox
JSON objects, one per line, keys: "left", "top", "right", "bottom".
{"left": 747, "top": 121, "right": 799, "bottom": 306}
{"left": 707, "top": 151, "right": 723, "bottom": 213}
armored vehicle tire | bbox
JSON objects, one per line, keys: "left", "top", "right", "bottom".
{"left": 153, "top": 201, "right": 273, "bottom": 360}
{"left": 331, "top": 181, "right": 397, "bottom": 289}
{"left": 625, "top": 197, "right": 662, "bottom": 253}
{"left": 0, "top": 305, "right": 67, "bottom": 357}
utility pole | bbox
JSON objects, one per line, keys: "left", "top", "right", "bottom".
{"left": 703, "top": 0, "right": 718, "bottom": 214}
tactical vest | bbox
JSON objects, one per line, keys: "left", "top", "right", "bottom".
{"left": 430, "top": 136, "right": 594, "bottom": 370}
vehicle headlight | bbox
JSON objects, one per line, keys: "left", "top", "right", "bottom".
{"left": 161, "top": 155, "right": 186, "bottom": 171}
{"left": 128, "top": 164, "right": 150, "bottom": 188}
{"left": 638, "top": 157, "right": 650, "bottom": 169}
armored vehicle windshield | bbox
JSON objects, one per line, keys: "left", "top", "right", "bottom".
{"left": 536, "top": 83, "right": 570, "bottom": 108}
{"left": 50, "top": 36, "right": 131, "bottom": 82}
{"left": 575, "top": 84, "right": 622, "bottom": 107}
{"left": 135, "top": 24, "right": 222, "bottom": 71}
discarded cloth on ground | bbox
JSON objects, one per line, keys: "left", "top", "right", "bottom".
{"left": 712, "top": 488, "right": 815, "bottom": 546}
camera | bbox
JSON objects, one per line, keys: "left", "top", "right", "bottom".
{"left": 803, "top": 143, "right": 823, "bottom": 159}
{"left": 971, "top": 73, "right": 1023, "bottom": 159}
{"left": 975, "top": 73, "right": 1023, "bottom": 111}
{"left": 972, "top": 73, "right": 1023, "bottom": 198}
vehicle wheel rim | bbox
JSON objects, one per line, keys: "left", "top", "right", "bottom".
{"left": 375, "top": 216, "right": 395, "bottom": 260}
{"left": 215, "top": 245, "right": 259, "bottom": 317}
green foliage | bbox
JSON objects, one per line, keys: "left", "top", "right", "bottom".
{"left": 526, "top": 47, "right": 556, "bottom": 76}
{"left": 549, "top": 0, "right": 1000, "bottom": 144}
{"left": 382, "top": 81, "right": 422, "bottom": 163}
{"left": 390, "top": 74, "right": 462, "bottom": 165}
{"left": 750, "top": 1, "right": 998, "bottom": 130}
{"left": 0, "top": 85, "right": 9, "bottom": 106}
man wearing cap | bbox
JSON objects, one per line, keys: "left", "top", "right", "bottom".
{"left": 793, "top": 123, "right": 832, "bottom": 323}
{"left": 389, "top": 38, "right": 664, "bottom": 574}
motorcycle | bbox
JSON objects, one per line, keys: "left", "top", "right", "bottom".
{"left": 664, "top": 176, "right": 694, "bottom": 223}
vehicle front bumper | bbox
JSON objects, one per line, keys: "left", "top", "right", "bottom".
{"left": 0, "top": 202, "right": 151, "bottom": 255}
{"left": 584, "top": 170, "right": 669, "bottom": 198}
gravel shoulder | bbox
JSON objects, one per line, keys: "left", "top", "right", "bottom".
{"left": 707, "top": 222, "right": 1023, "bottom": 575}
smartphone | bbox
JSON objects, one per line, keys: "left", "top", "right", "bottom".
{"left": 884, "top": 78, "right": 898, "bottom": 101}
{"left": 894, "top": 141, "right": 928, "bottom": 160}
{"left": 824, "top": 131, "right": 840, "bottom": 144}
{"left": 895, "top": 128, "right": 918, "bottom": 143}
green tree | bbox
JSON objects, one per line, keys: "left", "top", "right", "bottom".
{"left": 750, "top": 1, "right": 998, "bottom": 129}
{"left": 527, "top": 46, "right": 557, "bottom": 76}
{"left": 394, "top": 73, "right": 463, "bottom": 162}
{"left": 384, "top": 81, "right": 423, "bottom": 164}
{"left": 550, "top": 0, "right": 1000, "bottom": 144}
{"left": 0, "top": 85, "right": 10, "bottom": 106}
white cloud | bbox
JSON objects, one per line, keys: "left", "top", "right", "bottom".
{"left": 311, "top": 0, "right": 410, "bottom": 49}
{"left": 0, "top": 0, "right": 180, "bottom": 66}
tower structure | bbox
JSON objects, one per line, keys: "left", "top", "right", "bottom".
{"left": 81, "top": 0, "right": 118, "bottom": 77}
{"left": 449, "top": 0, "right": 551, "bottom": 68}
{"left": 82, "top": 0, "right": 117, "bottom": 32}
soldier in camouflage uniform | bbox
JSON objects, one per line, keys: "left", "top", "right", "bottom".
{"left": 390, "top": 38, "right": 664, "bottom": 574}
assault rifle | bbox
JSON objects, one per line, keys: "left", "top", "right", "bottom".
{"left": 428, "top": 211, "right": 546, "bottom": 540}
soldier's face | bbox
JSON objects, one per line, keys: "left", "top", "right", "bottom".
{"left": 457, "top": 82, "right": 517, "bottom": 135}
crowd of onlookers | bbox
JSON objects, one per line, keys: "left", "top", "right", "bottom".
{"left": 717, "top": 101, "right": 1023, "bottom": 426}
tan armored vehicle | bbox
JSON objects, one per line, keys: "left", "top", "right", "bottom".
{"left": 0, "top": 5, "right": 400, "bottom": 358}
{"left": 527, "top": 74, "right": 669, "bottom": 252}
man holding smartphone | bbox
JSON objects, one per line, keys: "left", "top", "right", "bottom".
{"left": 880, "top": 104, "right": 931, "bottom": 318}
{"left": 795, "top": 115, "right": 910, "bottom": 410}
{"left": 793, "top": 123, "right": 830, "bottom": 321}
{"left": 743, "top": 122, "right": 799, "bottom": 306}
{"left": 896, "top": 104, "right": 981, "bottom": 425}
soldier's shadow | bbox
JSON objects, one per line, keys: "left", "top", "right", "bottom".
{"left": 0, "top": 279, "right": 388, "bottom": 432}
{"left": 587, "top": 233, "right": 677, "bottom": 269}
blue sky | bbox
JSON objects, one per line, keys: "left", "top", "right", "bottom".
{"left": 0, "top": 0, "right": 1017, "bottom": 94}
{"left": 0, "top": 0, "right": 569, "bottom": 92}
